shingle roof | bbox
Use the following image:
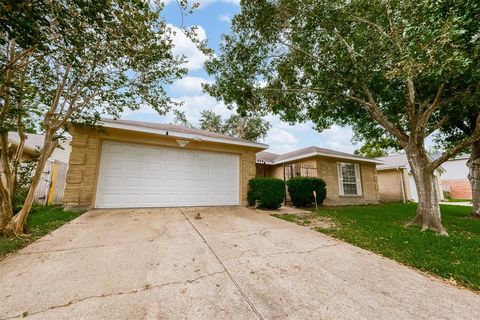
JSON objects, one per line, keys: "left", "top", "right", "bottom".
{"left": 376, "top": 154, "right": 409, "bottom": 170}
{"left": 100, "top": 118, "right": 268, "bottom": 149}
{"left": 256, "top": 151, "right": 280, "bottom": 163}
{"left": 8, "top": 132, "right": 71, "bottom": 163}
{"left": 256, "top": 146, "right": 383, "bottom": 164}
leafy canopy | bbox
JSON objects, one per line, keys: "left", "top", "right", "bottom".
{"left": 206, "top": 0, "right": 480, "bottom": 168}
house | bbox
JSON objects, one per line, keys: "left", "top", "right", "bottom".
{"left": 63, "top": 118, "right": 267, "bottom": 210}
{"left": 4, "top": 132, "right": 71, "bottom": 205}
{"left": 440, "top": 156, "right": 471, "bottom": 199}
{"left": 376, "top": 154, "right": 444, "bottom": 202}
{"left": 256, "top": 146, "right": 382, "bottom": 205}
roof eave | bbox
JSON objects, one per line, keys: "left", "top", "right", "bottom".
{"left": 98, "top": 121, "right": 268, "bottom": 150}
{"left": 268, "top": 151, "right": 385, "bottom": 165}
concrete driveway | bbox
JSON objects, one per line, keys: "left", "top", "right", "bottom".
{"left": 0, "top": 207, "right": 479, "bottom": 320}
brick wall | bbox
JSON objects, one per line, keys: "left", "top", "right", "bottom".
{"left": 442, "top": 179, "right": 472, "bottom": 199}
{"left": 260, "top": 156, "right": 379, "bottom": 205}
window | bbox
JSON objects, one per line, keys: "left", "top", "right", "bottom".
{"left": 337, "top": 163, "right": 362, "bottom": 196}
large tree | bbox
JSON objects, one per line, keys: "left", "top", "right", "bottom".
{"left": 205, "top": 0, "right": 480, "bottom": 234}
{"left": 0, "top": 0, "right": 187, "bottom": 234}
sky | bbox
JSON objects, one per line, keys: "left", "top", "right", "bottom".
{"left": 122, "top": 0, "right": 360, "bottom": 154}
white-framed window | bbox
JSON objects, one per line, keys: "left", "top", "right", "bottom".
{"left": 337, "top": 162, "right": 362, "bottom": 196}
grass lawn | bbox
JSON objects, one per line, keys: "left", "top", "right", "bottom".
{"left": 0, "top": 206, "right": 83, "bottom": 258}
{"left": 448, "top": 198, "right": 472, "bottom": 203}
{"left": 273, "top": 203, "right": 480, "bottom": 292}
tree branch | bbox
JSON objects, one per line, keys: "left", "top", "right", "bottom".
{"left": 430, "top": 113, "right": 480, "bottom": 169}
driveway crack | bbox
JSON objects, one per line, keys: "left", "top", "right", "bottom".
{"left": 179, "top": 208, "right": 265, "bottom": 320}
{"left": 3, "top": 271, "right": 226, "bottom": 320}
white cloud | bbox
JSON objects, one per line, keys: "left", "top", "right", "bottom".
{"left": 121, "top": 94, "right": 235, "bottom": 126}
{"left": 171, "top": 76, "right": 211, "bottom": 95}
{"left": 170, "top": 24, "right": 208, "bottom": 71}
{"left": 316, "top": 125, "right": 357, "bottom": 153}
{"left": 262, "top": 128, "right": 299, "bottom": 154}
{"left": 218, "top": 14, "right": 231, "bottom": 23}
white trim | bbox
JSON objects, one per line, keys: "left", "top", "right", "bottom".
{"left": 337, "top": 163, "right": 344, "bottom": 195}
{"left": 338, "top": 162, "right": 362, "bottom": 196}
{"left": 99, "top": 121, "right": 268, "bottom": 149}
{"left": 354, "top": 163, "right": 363, "bottom": 196}
{"left": 271, "top": 152, "right": 384, "bottom": 165}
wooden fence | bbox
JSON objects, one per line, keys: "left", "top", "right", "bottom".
{"left": 33, "top": 160, "right": 69, "bottom": 205}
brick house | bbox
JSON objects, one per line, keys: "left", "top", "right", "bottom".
{"left": 255, "top": 147, "right": 381, "bottom": 205}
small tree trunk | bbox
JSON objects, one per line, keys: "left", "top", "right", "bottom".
{"left": 406, "top": 148, "right": 448, "bottom": 235}
{"left": 468, "top": 141, "right": 480, "bottom": 218}
{"left": 12, "top": 132, "right": 57, "bottom": 234}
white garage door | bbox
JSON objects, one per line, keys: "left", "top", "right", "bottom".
{"left": 95, "top": 141, "right": 240, "bottom": 208}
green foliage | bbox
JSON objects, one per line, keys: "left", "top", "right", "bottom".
{"left": 0, "top": 206, "right": 83, "bottom": 257}
{"left": 286, "top": 177, "right": 326, "bottom": 207}
{"left": 206, "top": 0, "right": 480, "bottom": 163}
{"left": 247, "top": 177, "right": 285, "bottom": 209}
{"left": 12, "top": 160, "right": 37, "bottom": 213}
{"left": 274, "top": 203, "right": 480, "bottom": 291}
{"left": 354, "top": 137, "right": 400, "bottom": 158}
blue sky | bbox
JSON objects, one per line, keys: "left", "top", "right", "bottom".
{"left": 122, "top": 0, "right": 359, "bottom": 154}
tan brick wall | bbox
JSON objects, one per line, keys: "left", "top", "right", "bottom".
{"left": 377, "top": 169, "right": 405, "bottom": 202}
{"left": 316, "top": 157, "right": 378, "bottom": 205}
{"left": 64, "top": 126, "right": 259, "bottom": 210}
{"left": 63, "top": 127, "right": 101, "bottom": 210}
{"left": 262, "top": 156, "right": 379, "bottom": 205}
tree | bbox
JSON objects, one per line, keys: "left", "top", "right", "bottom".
{"left": 435, "top": 99, "right": 480, "bottom": 217}
{"left": 205, "top": 0, "right": 480, "bottom": 234}
{"left": 0, "top": 0, "right": 187, "bottom": 235}
{"left": 172, "top": 109, "right": 270, "bottom": 142}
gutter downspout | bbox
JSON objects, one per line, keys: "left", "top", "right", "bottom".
{"left": 397, "top": 167, "right": 406, "bottom": 203}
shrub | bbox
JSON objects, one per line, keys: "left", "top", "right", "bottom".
{"left": 247, "top": 177, "right": 285, "bottom": 209}
{"left": 287, "top": 177, "right": 326, "bottom": 207}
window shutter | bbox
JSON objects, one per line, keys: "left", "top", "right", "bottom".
{"left": 355, "top": 164, "right": 362, "bottom": 195}
{"left": 337, "top": 163, "right": 344, "bottom": 195}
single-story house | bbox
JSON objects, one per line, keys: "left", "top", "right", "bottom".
{"left": 256, "top": 147, "right": 382, "bottom": 205}
{"left": 440, "top": 156, "right": 471, "bottom": 199}
{"left": 2, "top": 132, "right": 71, "bottom": 205}
{"left": 63, "top": 119, "right": 267, "bottom": 210}
{"left": 376, "top": 154, "right": 444, "bottom": 203}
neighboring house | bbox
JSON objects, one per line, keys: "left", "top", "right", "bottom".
{"left": 63, "top": 119, "right": 267, "bottom": 210}
{"left": 376, "top": 154, "right": 444, "bottom": 203}
{"left": 441, "top": 156, "right": 471, "bottom": 199}
{"left": 256, "top": 146, "right": 382, "bottom": 205}
{"left": 2, "top": 132, "right": 71, "bottom": 205}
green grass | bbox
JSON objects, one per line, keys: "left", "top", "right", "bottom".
{"left": 273, "top": 203, "right": 480, "bottom": 291}
{"left": 0, "top": 206, "right": 83, "bottom": 258}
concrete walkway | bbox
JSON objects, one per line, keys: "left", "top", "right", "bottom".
{"left": 0, "top": 207, "right": 478, "bottom": 319}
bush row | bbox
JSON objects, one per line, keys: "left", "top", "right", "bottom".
{"left": 247, "top": 176, "right": 326, "bottom": 209}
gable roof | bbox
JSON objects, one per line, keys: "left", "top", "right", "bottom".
{"left": 377, "top": 154, "right": 445, "bottom": 173}
{"left": 99, "top": 118, "right": 268, "bottom": 149}
{"left": 256, "top": 146, "right": 383, "bottom": 164}
{"left": 8, "top": 132, "right": 72, "bottom": 164}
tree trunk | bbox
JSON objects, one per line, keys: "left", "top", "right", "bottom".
{"left": 406, "top": 148, "right": 448, "bottom": 235}
{"left": 12, "top": 132, "right": 57, "bottom": 234}
{"left": 468, "top": 141, "right": 480, "bottom": 218}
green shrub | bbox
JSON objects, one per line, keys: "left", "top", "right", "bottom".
{"left": 287, "top": 177, "right": 326, "bottom": 207}
{"left": 247, "top": 177, "right": 285, "bottom": 209}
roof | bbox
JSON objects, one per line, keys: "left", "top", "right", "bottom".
{"left": 99, "top": 118, "right": 268, "bottom": 149}
{"left": 256, "top": 146, "right": 383, "bottom": 165}
{"left": 8, "top": 132, "right": 71, "bottom": 164}
{"left": 376, "top": 154, "right": 445, "bottom": 173}
{"left": 8, "top": 132, "right": 45, "bottom": 154}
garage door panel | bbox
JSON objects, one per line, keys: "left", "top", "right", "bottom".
{"left": 95, "top": 141, "right": 240, "bottom": 208}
